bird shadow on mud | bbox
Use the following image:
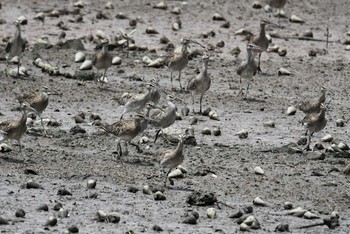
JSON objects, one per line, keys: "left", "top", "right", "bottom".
{"left": 0, "top": 155, "right": 25, "bottom": 164}
{"left": 243, "top": 97, "right": 267, "bottom": 103}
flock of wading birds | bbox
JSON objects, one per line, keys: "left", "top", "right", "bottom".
{"left": 0, "top": 0, "right": 333, "bottom": 185}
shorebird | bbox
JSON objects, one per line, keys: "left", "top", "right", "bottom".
{"left": 92, "top": 39, "right": 113, "bottom": 85}
{"left": 15, "top": 90, "right": 49, "bottom": 135}
{"left": 0, "top": 103, "right": 37, "bottom": 152}
{"left": 149, "top": 78, "right": 161, "bottom": 105}
{"left": 159, "top": 134, "right": 186, "bottom": 186}
{"left": 118, "top": 28, "right": 136, "bottom": 58}
{"left": 99, "top": 114, "right": 152, "bottom": 157}
{"left": 187, "top": 53, "right": 211, "bottom": 114}
{"left": 298, "top": 86, "right": 331, "bottom": 115}
{"left": 150, "top": 95, "right": 178, "bottom": 143}
{"left": 164, "top": 38, "right": 205, "bottom": 91}
{"left": 237, "top": 44, "right": 267, "bottom": 98}
{"left": 302, "top": 103, "right": 327, "bottom": 151}
{"left": 267, "top": 0, "right": 287, "bottom": 23}
{"left": 5, "top": 20, "right": 26, "bottom": 78}
{"left": 120, "top": 83, "right": 154, "bottom": 119}
{"left": 252, "top": 18, "right": 283, "bottom": 73}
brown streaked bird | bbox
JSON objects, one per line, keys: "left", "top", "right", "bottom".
{"left": 5, "top": 20, "right": 26, "bottom": 78}
{"left": 237, "top": 44, "right": 266, "bottom": 98}
{"left": 302, "top": 103, "right": 327, "bottom": 151}
{"left": 120, "top": 83, "right": 154, "bottom": 119}
{"left": 187, "top": 53, "right": 211, "bottom": 114}
{"left": 150, "top": 95, "right": 178, "bottom": 143}
{"left": 99, "top": 114, "right": 152, "bottom": 157}
{"left": 16, "top": 91, "right": 49, "bottom": 135}
{"left": 267, "top": 0, "right": 287, "bottom": 22}
{"left": 252, "top": 18, "right": 283, "bottom": 73}
{"left": 0, "top": 103, "right": 37, "bottom": 152}
{"left": 158, "top": 134, "right": 186, "bottom": 186}
{"left": 149, "top": 78, "right": 161, "bottom": 106}
{"left": 92, "top": 39, "right": 113, "bottom": 85}
{"left": 298, "top": 86, "right": 331, "bottom": 115}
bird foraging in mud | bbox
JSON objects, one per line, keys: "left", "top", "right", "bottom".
{"left": 0, "top": 103, "right": 38, "bottom": 152}
{"left": 298, "top": 85, "right": 332, "bottom": 115}
{"left": 187, "top": 53, "right": 212, "bottom": 114}
{"left": 92, "top": 39, "right": 113, "bottom": 85}
{"left": 5, "top": 20, "right": 26, "bottom": 78}
{"left": 237, "top": 44, "right": 267, "bottom": 98}
{"left": 302, "top": 103, "right": 327, "bottom": 151}
{"left": 158, "top": 134, "right": 186, "bottom": 186}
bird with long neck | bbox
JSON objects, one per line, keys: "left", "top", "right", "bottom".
{"left": 187, "top": 53, "right": 211, "bottom": 114}
{"left": 5, "top": 20, "right": 26, "bottom": 78}
{"left": 92, "top": 39, "right": 113, "bottom": 86}
{"left": 0, "top": 103, "right": 37, "bottom": 152}
{"left": 159, "top": 134, "right": 186, "bottom": 186}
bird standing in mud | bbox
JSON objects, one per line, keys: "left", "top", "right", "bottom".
{"left": 92, "top": 39, "right": 113, "bottom": 85}
{"left": 0, "top": 103, "right": 37, "bottom": 152}
{"left": 302, "top": 103, "right": 327, "bottom": 151}
{"left": 5, "top": 20, "right": 26, "bottom": 78}
{"left": 237, "top": 44, "right": 267, "bottom": 98}
{"left": 158, "top": 134, "right": 186, "bottom": 186}
{"left": 187, "top": 53, "right": 211, "bottom": 114}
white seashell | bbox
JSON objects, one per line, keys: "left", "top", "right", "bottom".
{"left": 17, "top": 15, "right": 27, "bottom": 24}
{"left": 330, "top": 211, "right": 339, "bottom": 219}
{"left": 153, "top": 1, "right": 167, "bottom": 10}
{"left": 345, "top": 45, "right": 350, "bottom": 51}
{"left": 263, "top": 120, "right": 275, "bottom": 128}
{"left": 213, "top": 13, "right": 225, "bottom": 21}
{"left": 112, "top": 56, "right": 122, "bottom": 65}
{"left": 209, "top": 110, "right": 219, "bottom": 120}
{"left": 96, "top": 210, "right": 107, "bottom": 221}
{"left": 0, "top": 143, "right": 13, "bottom": 152}
{"left": 253, "top": 197, "right": 267, "bottom": 206}
{"left": 278, "top": 67, "right": 292, "bottom": 76}
{"left": 206, "top": 208, "right": 216, "bottom": 218}
{"left": 236, "top": 129, "right": 248, "bottom": 139}
{"left": 80, "top": 60, "right": 93, "bottom": 70}
{"left": 96, "top": 30, "right": 107, "bottom": 39}
{"left": 177, "top": 165, "right": 187, "bottom": 174}
{"left": 286, "top": 106, "right": 297, "bottom": 115}
{"left": 278, "top": 48, "right": 287, "bottom": 57}
{"left": 75, "top": 51, "right": 86, "bottom": 63}
{"left": 58, "top": 208, "right": 69, "bottom": 218}
{"left": 288, "top": 207, "right": 307, "bottom": 217}
{"left": 147, "top": 58, "right": 164, "bottom": 68}
{"left": 168, "top": 169, "right": 184, "bottom": 178}
{"left": 34, "top": 12, "right": 45, "bottom": 21}
{"left": 171, "top": 7, "right": 181, "bottom": 14}
{"left": 290, "top": 15, "right": 305, "bottom": 23}
{"left": 172, "top": 22, "right": 180, "bottom": 31}
{"left": 73, "top": 0, "right": 84, "bottom": 8}
{"left": 105, "top": 1, "right": 114, "bottom": 9}
{"left": 321, "top": 134, "right": 333, "bottom": 142}
{"left": 87, "top": 179, "right": 96, "bottom": 189}
{"left": 19, "top": 66, "right": 29, "bottom": 76}
{"left": 240, "top": 223, "right": 250, "bottom": 231}
{"left": 269, "top": 45, "right": 279, "bottom": 53}
{"left": 243, "top": 215, "right": 256, "bottom": 225}
{"left": 303, "top": 211, "right": 319, "bottom": 219}
{"left": 139, "top": 136, "right": 150, "bottom": 144}
{"left": 142, "top": 56, "right": 153, "bottom": 65}
{"left": 234, "top": 28, "right": 250, "bottom": 36}
{"left": 338, "top": 142, "right": 349, "bottom": 150}
{"left": 254, "top": 166, "right": 264, "bottom": 175}
{"left": 264, "top": 5, "right": 271, "bottom": 13}
{"left": 11, "top": 56, "right": 20, "bottom": 64}
{"left": 99, "top": 76, "right": 109, "bottom": 83}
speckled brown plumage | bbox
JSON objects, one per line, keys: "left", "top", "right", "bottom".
{"left": 298, "top": 86, "right": 327, "bottom": 114}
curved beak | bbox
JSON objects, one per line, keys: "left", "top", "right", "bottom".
{"left": 251, "top": 44, "right": 268, "bottom": 53}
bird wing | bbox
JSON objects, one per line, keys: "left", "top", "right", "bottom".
{"left": 236, "top": 61, "right": 247, "bottom": 76}
{"left": 91, "top": 52, "right": 98, "bottom": 66}
{"left": 159, "top": 150, "right": 173, "bottom": 164}
{"left": 0, "top": 120, "right": 15, "bottom": 133}
{"left": 302, "top": 113, "right": 318, "bottom": 124}
{"left": 187, "top": 76, "right": 199, "bottom": 91}
{"left": 17, "top": 92, "right": 37, "bottom": 104}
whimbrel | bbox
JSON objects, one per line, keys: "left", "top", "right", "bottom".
{"left": 237, "top": 44, "right": 266, "bottom": 98}
{"left": 5, "top": 20, "right": 26, "bottom": 78}
{"left": 16, "top": 91, "right": 49, "bottom": 135}
{"left": 99, "top": 114, "right": 152, "bottom": 157}
{"left": 159, "top": 134, "right": 186, "bottom": 186}
{"left": 298, "top": 86, "right": 331, "bottom": 114}
{"left": 118, "top": 28, "right": 136, "bottom": 58}
{"left": 267, "top": 0, "right": 287, "bottom": 23}
{"left": 150, "top": 95, "right": 178, "bottom": 143}
{"left": 302, "top": 103, "right": 327, "bottom": 151}
{"left": 252, "top": 18, "right": 282, "bottom": 73}
{"left": 92, "top": 39, "right": 113, "bottom": 85}
{"left": 120, "top": 83, "right": 154, "bottom": 119}
{"left": 0, "top": 103, "right": 37, "bottom": 152}
{"left": 187, "top": 53, "right": 211, "bottom": 114}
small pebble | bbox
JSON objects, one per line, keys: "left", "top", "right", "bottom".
{"left": 153, "top": 1, "right": 167, "bottom": 10}
{"left": 168, "top": 169, "right": 184, "bottom": 178}
{"left": 243, "top": 206, "right": 253, "bottom": 214}
{"left": 53, "top": 202, "right": 63, "bottom": 211}
{"left": 171, "top": 7, "right": 181, "bottom": 14}
{"left": 146, "top": 27, "right": 158, "bottom": 34}
{"left": 37, "top": 204, "right": 49, "bottom": 212}
{"left": 336, "top": 119, "right": 345, "bottom": 127}
{"left": 284, "top": 202, "right": 293, "bottom": 210}
{"left": 154, "top": 191, "right": 166, "bottom": 201}
{"left": 303, "top": 211, "right": 319, "bottom": 219}
{"left": 58, "top": 208, "right": 69, "bottom": 218}
{"left": 206, "top": 208, "right": 216, "bottom": 218}
{"left": 127, "top": 186, "right": 139, "bottom": 193}
{"left": 216, "top": 40, "right": 225, "bottom": 48}
{"left": 44, "top": 216, "right": 58, "bottom": 226}
{"left": 68, "top": 225, "right": 79, "bottom": 233}
{"left": 209, "top": 110, "right": 219, "bottom": 120}
{"left": 212, "top": 127, "right": 221, "bottom": 136}
{"left": 212, "top": 13, "right": 225, "bottom": 21}
{"left": 253, "top": 197, "right": 266, "bottom": 206}
{"left": 189, "top": 117, "right": 198, "bottom": 125}
{"left": 263, "top": 121, "right": 275, "bottom": 128}
{"left": 252, "top": 1, "right": 262, "bottom": 9}
{"left": 0, "top": 216, "right": 9, "bottom": 225}
{"left": 143, "top": 185, "right": 152, "bottom": 195}
{"left": 236, "top": 129, "right": 248, "bottom": 139}
{"left": 338, "top": 142, "right": 349, "bottom": 151}
{"left": 183, "top": 214, "right": 197, "bottom": 224}
{"left": 254, "top": 166, "right": 264, "bottom": 175}
{"left": 87, "top": 179, "right": 97, "bottom": 189}
{"left": 181, "top": 107, "right": 190, "bottom": 116}
{"left": 286, "top": 106, "right": 297, "bottom": 115}
{"left": 96, "top": 210, "right": 107, "bottom": 222}
{"left": 112, "top": 56, "right": 122, "bottom": 65}
{"left": 152, "top": 224, "right": 164, "bottom": 231}
{"left": 201, "top": 127, "right": 211, "bottom": 135}
{"left": 229, "top": 209, "right": 243, "bottom": 218}
{"left": 15, "top": 209, "right": 25, "bottom": 218}
{"left": 58, "top": 188, "right": 72, "bottom": 196}
{"left": 275, "top": 223, "right": 289, "bottom": 232}
{"left": 107, "top": 212, "right": 120, "bottom": 223}
{"left": 322, "top": 134, "right": 333, "bottom": 142}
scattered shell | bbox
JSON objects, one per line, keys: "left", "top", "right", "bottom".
{"left": 216, "top": 40, "right": 225, "bottom": 48}
{"left": 306, "top": 151, "right": 325, "bottom": 160}
{"left": 177, "top": 165, "right": 187, "bottom": 174}
{"left": 286, "top": 106, "right": 297, "bottom": 115}
{"left": 48, "top": 10, "right": 60, "bottom": 17}
{"left": 181, "top": 107, "right": 190, "bottom": 116}
{"left": 0, "top": 216, "right": 9, "bottom": 225}
{"left": 263, "top": 121, "right": 275, "bottom": 128}
{"left": 142, "top": 56, "right": 153, "bottom": 65}
{"left": 269, "top": 30, "right": 281, "bottom": 38}
{"left": 303, "top": 211, "right": 319, "bottom": 219}
{"left": 34, "top": 12, "right": 45, "bottom": 21}
{"left": 302, "top": 30, "right": 313, "bottom": 38}
{"left": 96, "top": 210, "right": 107, "bottom": 222}
{"left": 127, "top": 186, "right": 139, "bottom": 193}
{"left": 160, "top": 35, "right": 170, "bottom": 44}
{"left": 112, "top": 56, "right": 122, "bottom": 65}
{"left": 202, "top": 107, "right": 212, "bottom": 116}
{"left": 264, "top": 5, "right": 271, "bottom": 13}
{"left": 68, "top": 225, "right": 79, "bottom": 233}
{"left": 201, "top": 127, "right": 211, "bottom": 135}
{"left": 275, "top": 223, "right": 289, "bottom": 232}
{"left": 207, "top": 208, "right": 216, "bottom": 218}
{"left": 168, "top": 169, "right": 184, "bottom": 178}
{"left": 115, "top": 12, "right": 128, "bottom": 19}
{"left": 338, "top": 142, "right": 349, "bottom": 151}
{"left": 17, "top": 15, "right": 27, "bottom": 25}
{"left": 0, "top": 143, "right": 12, "bottom": 152}
{"left": 189, "top": 117, "right": 198, "bottom": 125}
{"left": 153, "top": 1, "right": 167, "bottom": 10}
{"left": 288, "top": 207, "right": 307, "bottom": 217}
{"left": 251, "top": 219, "right": 261, "bottom": 229}
{"left": 148, "top": 58, "right": 164, "bottom": 68}
{"left": 213, "top": 13, "right": 225, "bottom": 21}
{"left": 80, "top": 60, "right": 93, "bottom": 70}
{"left": 243, "top": 205, "right": 253, "bottom": 214}
{"left": 284, "top": 202, "right": 293, "bottom": 210}
{"left": 146, "top": 27, "right": 159, "bottom": 34}
{"left": 143, "top": 185, "right": 152, "bottom": 195}
{"left": 58, "top": 208, "right": 69, "bottom": 218}
{"left": 58, "top": 188, "right": 72, "bottom": 196}
{"left": 230, "top": 46, "right": 241, "bottom": 55}
{"left": 73, "top": 0, "right": 84, "bottom": 8}
{"left": 314, "top": 142, "right": 324, "bottom": 150}
{"left": 234, "top": 28, "right": 250, "bottom": 36}
{"left": 236, "top": 129, "right": 248, "bottom": 139}
{"left": 254, "top": 166, "right": 264, "bottom": 175}
{"left": 87, "top": 179, "right": 96, "bottom": 189}
{"left": 290, "top": 15, "right": 305, "bottom": 23}
{"left": 209, "top": 110, "right": 219, "bottom": 120}
{"left": 220, "top": 21, "right": 230, "bottom": 28}
{"left": 139, "top": 136, "right": 150, "bottom": 144}
{"left": 253, "top": 197, "right": 267, "bottom": 206}
{"left": 105, "top": 1, "right": 114, "bottom": 9}
{"left": 336, "top": 119, "right": 345, "bottom": 127}
{"left": 331, "top": 211, "right": 339, "bottom": 219}
{"left": 278, "top": 48, "right": 287, "bottom": 57}
{"left": 154, "top": 191, "right": 166, "bottom": 200}
{"left": 278, "top": 68, "right": 292, "bottom": 76}
{"left": 240, "top": 223, "right": 250, "bottom": 231}
{"left": 212, "top": 127, "right": 221, "bottom": 136}
{"left": 322, "top": 134, "right": 333, "bottom": 142}
{"left": 269, "top": 45, "right": 279, "bottom": 53}
{"left": 53, "top": 202, "right": 63, "bottom": 211}
{"left": 252, "top": 1, "right": 262, "bottom": 9}
{"left": 25, "top": 180, "right": 44, "bottom": 189}
{"left": 107, "top": 212, "right": 121, "bottom": 223}
{"left": 96, "top": 30, "right": 107, "bottom": 39}
{"left": 37, "top": 204, "right": 49, "bottom": 212}
{"left": 44, "top": 216, "right": 58, "bottom": 226}
{"left": 243, "top": 215, "right": 256, "bottom": 225}
{"left": 229, "top": 210, "right": 243, "bottom": 219}
{"left": 15, "top": 209, "right": 25, "bottom": 218}
{"left": 74, "top": 51, "right": 86, "bottom": 63}
{"left": 171, "top": 7, "right": 181, "bottom": 14}
{"left": 345, "top": 45, "right": 350, "bottom": 51}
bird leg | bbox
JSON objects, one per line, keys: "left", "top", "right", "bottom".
{"left": 199, "top": 95, "right": 204, "bottom": 114}
{"left": 117, "top": 140, "right": 122, "bottom": 157}
{"left": 244, "top": 81, "right": 251, "bottom": 99}
{"left": 39, "top": 114, "right": 48, "bottom": 137}
{"left": 17, "top": 56, "right": 21, "bottom": 78}
{"left": 170, "top": 71, "right": 174, "bottom": 89}
{"left": 304, "top": 132, "right": 312, "bottom": 151}
{"left": 178, "top": 71, "right": 183, "bottom": 90}
{"left": 164, "top": 168, "right": 172, "bottom": 186}
{"left": 257, "top": 53, "right": 263, "bottom": 74}
{"left": 154, "top": 129, "right": 162, "bottom": 143}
